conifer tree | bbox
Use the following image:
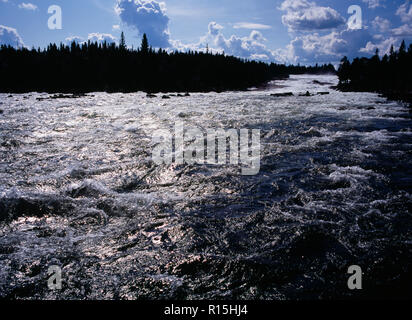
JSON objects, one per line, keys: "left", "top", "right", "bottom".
{"left": 399, "top": 40, "right": 406, "bottom": 55}
{"left": 120, "top": 31, "right": 126, "bottom": 50}
{"left": 141, "top": 33, "right": 149, "bottom": 54}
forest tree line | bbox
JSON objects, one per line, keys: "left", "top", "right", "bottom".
{"left": 0, "top": 33, "right": 335, "bottom": 93}
{"left": 337, "top": 40, "right": 412, "bottom": 104}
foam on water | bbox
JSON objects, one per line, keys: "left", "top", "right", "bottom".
{"left": 0, "top": 75, "right": 411, "bottom": 299}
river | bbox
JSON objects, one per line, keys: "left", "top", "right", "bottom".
{"left": 0, "top": 74, "right": 411, "bottom": 299}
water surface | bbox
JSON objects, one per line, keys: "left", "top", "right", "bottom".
{"left": 0, "top": 75, "right": 411, "bottom": 299}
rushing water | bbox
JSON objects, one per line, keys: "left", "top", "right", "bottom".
{"left": 0, "top": 75, "right": 411, "bottom": 300}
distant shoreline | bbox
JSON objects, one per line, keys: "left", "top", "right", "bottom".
{"left": 0, "top": 39, "right": 335, "bottom": 95}
{"left": 337, "top": 40, "right": 412, "bottom": 108}
{"left": 0, "top": 73, "right": 338, "bottom": 95}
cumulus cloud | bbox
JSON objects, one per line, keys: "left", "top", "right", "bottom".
{"left": 359, "top": 3, "right": 411, "bottom": 57}
{"left": 189, "top": 22, "right": 280, "bottom": 62}
{"left": 207, "top": 21, "right": 223, "bottom": 37}
{"left": 285, "top": 28, "right": 371, "bottom": 63}
{"left": 112, "top": 1, "right": 281, "bottom": 62}
{"left": 110, "top": 0, "right": 353, "bottom": 64}
{"left": 362, "top": 0, "right": 385, "bottom": 9}
{"left": 115, "top": 0, "right": 170, "bottom": 47}
{"left": 358, "top": 4, "right": 410, "bottom": 57}
{"left": 88, "top": 33, "right": 117, "bottom": 44}
{"left": 170, "top": 21, "right": 286, "bottom": 62}
{"left": 102, "top": 0, "right": 402, "bottom": 65}
{"left": 279, "top": 0, "right": 345, "bottom": 32}
{"left": 273, "top": 0, "right": 378, "bottom": 64}
{"left": 179, "top": 0, "right": 375, "bottom": 65}
{"left": 396, "top": 1, "right": 412, "bottom": 23}
{"left": 371, "top": 16, "right": 391, "bottom": 33}
{"left": 391, "top": 2, "right": 412, "bottom": 38}
{"left": 360, "top": 37, "right": 400, "bottom": 55}
{"left": 65, "top": 36, "right": 84, "bottom": 45}
{"left": 175, "top": 0, "right": 397, "bottom": 65}
{"left": 0, "top": 25, "right": 24, "bottom": 47}
{"left": 392, "top": 24, "right": 412, "bottom": 37}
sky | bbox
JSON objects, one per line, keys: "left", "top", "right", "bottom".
{"left": 0, "top": 0, "right": 411, "bottom": 65}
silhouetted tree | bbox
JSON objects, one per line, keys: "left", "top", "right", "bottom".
{"left": 337, "top": 39, "right": 412, "bottom": 103}
{"left": 399, "top": 40, "right": 406, "bottom": 55}
{"left": 389, "top": 45, "right": 396, "bottom": 63}
{"left": 141, "top": 33, "right": 149, "bottom": 54}
{"left": 338, "top": 56, "right": 350, "bottom": 84}
{"left": 119, "top": 31, "right": 126, "bottom": 50}
{"left": 0, "top": 36, "right": 335, "bottom": 94}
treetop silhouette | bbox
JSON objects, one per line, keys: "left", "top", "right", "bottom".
{"left": 0, "top": 33, "right": 336, "bottom": 94}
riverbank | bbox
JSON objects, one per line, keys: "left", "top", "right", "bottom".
{"left": 337, "top": 83, "right": 412, "bottom": 107}
{"left": 336, "top": 41, "right": 412, "bottom": 108}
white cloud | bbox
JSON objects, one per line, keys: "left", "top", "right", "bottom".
{"left": 171, "top": 22, "right": 282, "bottom": 62}
{"left": 279, "top": 0, "right": 345, "bottom": 32}
{"left": 65, "top": 36, "right": 84, "bottom": 45}
{"left": 0, "top": 25, "right": 24, "bottom": 47}
{"left": 110, "top": 0, "right": 367, "bottom": 64}
{"left": 371, "top": 16, "right": 390, "bottom": 33}
{"left": 112, "top": 24, "right": 120, "bottom": 31}
{"left": 64, "top": 34, "right": 116, "bottom": 46}
{"left": 360, "top": 37, "right": 399, "bottom": 55}
{"left": 115, "top": 0, "right": 170, "bottom": 48}
{"left": 171, "top": 0, "right": 400, "bottom": 65}
{"left": 88, "top": 33, "right": 117, "bottom": 44}
{"left": 362, "top": 3, "right": 410, "bottom": 56}
{"left": 273, "top": 0, "right": 376, "bottom": 64}
{"left": 112, "top": 2, "right": 281, "bottom": 62}
{"left": 392, "top": 24, "right": 412, "bottom": 37}
{"left": 362, "top": 0, "right": 385, "bottom": 9}
{"left": 174, "top": 0, "right": 376, "bottom": 65}
{"left": 282, "top": 28, "right": 372, "bottom": 64}
{"left": 198, "top": 22, "right": 280, "bottom": 61}
{"left": 18, "top": 2, "right": 37, "bottom": 11}
{"left": 208, "top": 21, "right": 223, "bottom": 36}
{"left": 233, "top": 22, "right": 272, "bottom": 30}
{"left": 391, "top": 2, "right": 412, "bottom": 38}
{"left": 106, "top": 0, "right": 396, "bottom": 65}
{"left": 279, "top": 0, "right": 312, "bottom": 11}
{"left": 396, "top": 1, "right": 412, "bottom": 23}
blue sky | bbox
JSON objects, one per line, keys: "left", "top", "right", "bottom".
{"left": 1, "top": 0, "right": 411, "bottom": 64}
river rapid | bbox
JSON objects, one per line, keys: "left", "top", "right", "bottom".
{"left": 0, "top": 75, "right": 411, "bottom": 299}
